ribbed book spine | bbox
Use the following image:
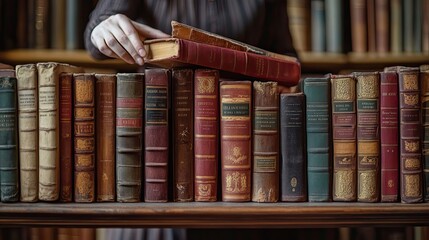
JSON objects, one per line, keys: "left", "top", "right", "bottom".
{"left": 0, "top": 76, "right": 19, "bottom": 202}
{"left": 252, "top": 81, "right": 279, "bottom": 203}
{"left": 303, "top": 77, "right": 332, "bottom": 202}
{"left": 116, "top": 73, "right": 144, "bottom": 202}
{"left": 355, "top": 72, "right": 380, "bottom": 202}
{"left": 172, "top": 69, "right": 194, "bottom": 202}
{"left": 95, "top": 74, "right": 116, "bottom": 202}
{"left": 399, "top": 68, "right": 423, "bottom": 203}
{"left": 280, "top": 93, "right": 306, "bottom": 202}
{"left": 16, "top": 64, "right": 38, "bottom": 202}
{"left": 380, "top": 72, "right": 399, "bottom": 202}
{"left": 220, "top": 80, "right": 252, "bottom": 202}
{"left": 73, "top": 73, "right": 95, "bottom": 203}
{"left": 194, "top": 69, "right": 219, "bottom": 202}
{"left": 144, "top": 68, "right": 170, "bottom": 202}
{"left": 422, "top": 68, "right": 429, "bottom": 202}
{"left": 331, "top": 75, "right": 357, "bottom": 202}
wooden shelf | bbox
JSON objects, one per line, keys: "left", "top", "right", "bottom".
{"left": 1, "top": 202, "right": 429, "bottom": 228}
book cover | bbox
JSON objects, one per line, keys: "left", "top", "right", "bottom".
{"left": 280, "top": 92, "right": 307, "bottom": 202}
{"left": 194, "top": 69, "right": 219, "bottom": 202}
{"left": 116, "top": 73, "right": 144, "bottom": 202}
{"left": 220, "top": 80, "right": 252, "bottom": 202}
{"left": 172, "top": 69, "right": 194, "bottom": 202}
{"left": 143, "top": 38, "right": 300, "bottom": 86}
{"left": 95, "top": 74, "right": 116, "bottom": 202}
{"left": 331, "top": 74, "right": 357, "bottom": 202}
{"left": 144, "top": 68, "right": 170, "bottom": 202}
{"left": 16, "top": 64, "right": 38, "bottom": 202}
{"left": 252, "top": 81, "right": 279, "bottom": 203}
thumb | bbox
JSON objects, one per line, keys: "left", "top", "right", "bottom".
{"left": 131, "top": 20, "right": 170, "bottom": 39}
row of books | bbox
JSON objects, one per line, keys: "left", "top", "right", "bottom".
{"left": 288, "top": 0, "right": 429, "bottom": 54}
{"left": 1, "top": 62, "right": 429, "bottom": 204}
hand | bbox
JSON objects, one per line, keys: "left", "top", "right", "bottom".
{"left": 91, "top": 14, "right": 170, "bottom": 65}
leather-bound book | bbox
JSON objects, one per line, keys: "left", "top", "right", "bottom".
{"left": 194, "top": 69, "right": 219, "bottom": 202}
{"left": 16, "top": 64, "right": 38, "bottom": 202}
{"left": 331, "top": 74, "right": 357, "bottom": 202}
{"left": 59, "top": 73, "right": 73, "bottom": 202}
{"left": 144, "top": 68, "right": 170, "bottom": 202}
{"left": 350, "top": 0, "right": 367, "bottom": 52}
{"left": 95, "top": 74, "right": 116, "bottom": 202}
{"left": 252, "top": 81, "right": 279, "bottom": 203}
{"left": 172, "top": 69, "right": 194, "bottom": 202}
{"left": 375, "top": 0, "right": 389, "bottom": 53}
{"left": 280, "top": 92, "right": 306, "bottom": 202}
{"left": 303, "top": 77, "right": 332, "bottom": 202}
{"left": 422, "top": 67, "right": 429, "bottom": 202}
{"left": 367, "top": 0, "right": 376, "bottom": 52}
{"left": 0, "top": 75, "right": 19, "bottom": 202}
{"left": 399, "top": 68, "right": 423, "bottom": 203}
{"left": 380, "top": 71, "right": 399, "bottom": 202}
{"left": 220, "top": 80, "right": 252, "bottom": 202}
{"left": 37, "top": 62, "right": 81, "bottom": 201}
{"left": 390, "top": 0, "right": 402, "bottom": 53}
{"left": 116, "top": 73, "right": 144, "bottom": 202}
{"left": 73, "top": 73, "right": 96, "bottom": 203}
{"left": 355, "top": 72, "right": 380, "bottom": 202}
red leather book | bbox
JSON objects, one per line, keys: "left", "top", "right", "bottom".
{"left": 194, "top": 69, "right": 219, "bottom": 202}
{"left": 380, "top": 71, "right": 399, "bottom": 202}
{"left": 144, "top": 68, "right": 170, "bottom": 202}
{"left": 59, "top": 73, "right": 73, "bottom": 202}
{"left": 220, "top": 80, "right": 252, "bottom": 202}
{"left": 144, "top": 38, "right": 300, "bottom": 86}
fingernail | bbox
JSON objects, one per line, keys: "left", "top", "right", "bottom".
{"left": 137, "top": 57, "right": 144, "bottom": 65}
{"left": 139, "top": 49, "right": 146, "bottom": 57}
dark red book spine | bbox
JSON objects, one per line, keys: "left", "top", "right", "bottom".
{"left": 144, "top": 68, "right": 170, "bottom": 202}
{"left": 380, "top": 72, "right": 399, "bottom": 202}
{"left": 194, "top": 69, "right": 219, "bottom": 202}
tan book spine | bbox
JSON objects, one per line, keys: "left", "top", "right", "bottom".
{"left": 16, "top": 64, "right": 38, "bottom": 202}
{"left": 37, "top": 62, "right": 82, "bottom": 201}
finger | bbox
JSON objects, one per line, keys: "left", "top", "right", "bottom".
{"left": 103, "top": 31, "right": 135, "bottom": 64}
{"left": 117, "top": 16, "right": 147, "bottom": 59}
{"left": 91, "top": 30, "right": 119, "bottom": 59}
{"left": 131, "top": 20, "right": 170, "bottom": 39}
{"left": 110, "top": 26, "right": 144, "bottom": 65}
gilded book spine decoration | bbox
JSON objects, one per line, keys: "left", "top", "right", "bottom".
{"left": 220, "top": 80, "right": 252, "bottom": 202}
{"left": 73, "top": 73, "right": 96, "bottom": 203}
{"left": 252, "top": 81, "right": 279, "bottom": 203}
{"left": 421, "top": 68, "right": 429, "bottom": 202}
{"left": 355, "top": 72, "right": 380, "bottom": 202}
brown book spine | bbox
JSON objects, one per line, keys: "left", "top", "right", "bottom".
{"left": 399, "top": 68, "right": 423, "bottom": 203}
{"left": 73, "top": 73, "right": 95, "bottom": 202}
{"left": 60, "top": 73, "right": 73, "bottom": 202}
{"left": 252, "top": 81, "right": 279, "bottom": 202}
{"left": 220, "top": 80, "right": 252, "bottom": 202}
{"left": 424, "top": 0, "right": 429, "bottom": 53}
{"left": 350, "top": 0, "right": 367, "bottom": 52}
{"left": 144, "top": 68, "right": 170, "bottom": 202}
{"left": 172, "top": 69, "right": 194, "bottom": 202}
{"left": 194, "top": 69, "right": 219, "bottom": 202}
{"left": 367, "top": 0, "right": 376, "bottom": 52}
{"left": 422, "top": 68, "right": 429, "bottom": 202}
{"left": 34, "top": 0, "right": 49, "bottom": 49}
{"left": 375, "top": 0, "right": 389, "bottom": 52}
{"left": 95, "top": 74, "right": 116, "bottom": 202}
{"left": 355, "top": 72, "right": 380, "bottom": 202}
{"left": 331, "top": 75, "right": 357, "bottom": 201}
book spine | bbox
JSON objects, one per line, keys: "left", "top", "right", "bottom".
{"left": 390, "top": 0, "right": 403, "bottom": 53}
{"left": 280, "top": 93, "right": 306, "bottom": 202}
{"left": 331, "top": 75, "right": 357, "bottom": 202}
{"left": 194, "top": 69, "right": 219, "bottom": 202}
{"left": 73, "top": 73, "right": 95, "bottom": 203}
{"left": 380, "top": 72, "right": 399, "bottom": 202}
{"left": 287, "top": 0, "right": 310, "bottom": 52}
{"left": 303, "top": 77, "right": 332, "bottom": 202}
{"left": 34, "top": 0, "right": 49, "bottom": 49}
{"left": 59, "top": 73, "right": 73, "bottom": 202}
{"left": 367, "top": 0, "right": 376, "bottom": 52}
{"left": 144, "top": 69, "right": 170, "bottom": 202}
{"left": 403, "top": 0, "right": 413, "bottom": 53}
{"left": 375, "top": 0, "right": 389, "bottom": 53}
{"left": 66, "top": 0, "right": 80, "bottom": 49}
{"left": 172, "top": 69, "right": 194, "bottom": 202}
{"left": 355, "top": 72, "right": 380, "bottom": 202}
{"left": 422, "top": 69, "right": 429, "bottom": 202}
{"left": 50, "top": 0, "right": 66, "bottom": 49}
{"left": 424, "top": 0, "right": 429, "bottom": 53}
{"left": 0, "top": 76, "right": 19, "bottom": 202}
{"left": 399, "top": 69, "right": 423, "bottom": 203}
{"left": 325, "top": 0, "right": 343, "bottom": 53}
{"left": 95, "top": 74, "right": 116, "bottom": 202}
{"left": 311, "top": 0, "right": 326, "bottom": 52}
{"left": 116, "top": 73, "right": 144, "bottom": 202}
{"left": 220, "top": 80, "right": 252, "bottom": 202}
{"left": 252, "top": 81, "right": 279, "bottom": 203}
{"left": 16, "top": 64, "right": 38, "bottom": 202}
{"left": 414, "top": 0, "right": 422, "bottom": 52}
{"left": 350, "top": 0, "right": 367, "bottom": 53}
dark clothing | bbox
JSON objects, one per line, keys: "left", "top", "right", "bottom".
{"left": 84, "top": 0, "right": 297, "bottom": 59}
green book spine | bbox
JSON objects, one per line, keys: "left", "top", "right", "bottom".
{"left": 303, "top": 77, "right": 332, "bottom": 202}
{"left": 0, "top": 77, "right": 19, "bottom": 202}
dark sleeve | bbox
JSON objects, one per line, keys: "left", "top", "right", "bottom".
{"left": 84, "top": 0, "right": 141, "bottom": 59}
